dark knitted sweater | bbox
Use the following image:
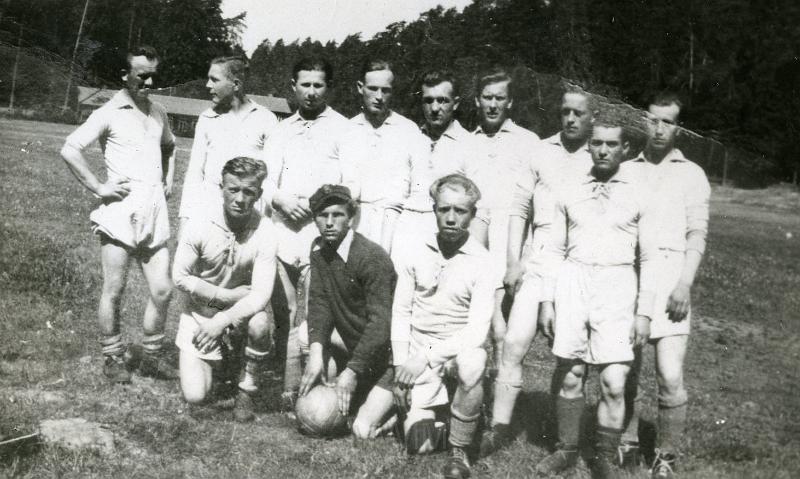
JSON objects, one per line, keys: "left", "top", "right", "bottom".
{"left": 307, "top": 232, "right": 397, "bottom": 378}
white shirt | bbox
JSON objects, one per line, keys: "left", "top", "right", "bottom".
{"left": 179, "top": 99, "right": 278, "bottom": 219}
{"left": 391, "top": 235, "right": 501, "bottom": 367}
{"left": 339, "top": 111, "right": 427, "bottom": 212}
{"left": 65, "top": 89, "right": 175, "bottom": 185}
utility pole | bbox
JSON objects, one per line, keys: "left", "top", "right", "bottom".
{"left": 9, "top": 23, "right": 22, "bottom": 109}
{"left": 127, "top": 0, "right": 136, "bottom": 50}
{"left": 63, "top": 0, "right": 91, "bottom": 111}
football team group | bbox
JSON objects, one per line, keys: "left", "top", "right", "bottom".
{"left": 59, "top": 44, "right": 710, "bottom": 479}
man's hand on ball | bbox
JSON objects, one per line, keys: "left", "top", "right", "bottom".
{"left": 336, "top": 368, "right": 357, "bottom": 416}
{"left": 299, "top": 346, "right": 325, "bottom": 397}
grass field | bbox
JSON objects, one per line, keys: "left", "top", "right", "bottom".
{"left": 1, "top": 117, "right": 799, "bottom": 478}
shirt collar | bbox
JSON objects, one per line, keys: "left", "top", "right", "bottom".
{"left": 421, "top": 119, "right": 468, "bottom": 141}
{"left": 424, "top": 234, "right": 484, "bottom": 257}
{"left": 201, "top": 97, "right": 261, "bottom": 118}
{"left": 289, "top": 105, "right": 333, "bottom": 123}
{"left": 474, "top": 118, "right": 515, "bottom": 136}
{"left": 581, "top": 163, "right": 636, "bottom": 185}
{"left": 633, "top": 148, "right": 687, "bottom": 163}
{"left": 312, "top": 229, "right": 355, "bottom": 261}
{"left": 208, "top": 199, "right": 260, "bottom": 234}
{"left": 110, "top": 89, "right": 143, "bottom": 110}
{"left": 547, "top": 132, "right": 590, "bottom": 153}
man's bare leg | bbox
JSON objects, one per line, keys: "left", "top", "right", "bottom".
{"left": 138, "top": 245, "right": 176, "bottom": 378}
{"left": 99, "top": 239, "right": 131, "bottom": 383}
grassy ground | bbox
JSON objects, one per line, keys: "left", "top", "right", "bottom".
{"left": 0, "top": 117, "right": 799, "bottom": 478}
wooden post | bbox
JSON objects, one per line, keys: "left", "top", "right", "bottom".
{"left": 8, "top": 23, "right": 22, "bottom": 109}
{"left": 63, "top": 0, "right": 91, "bottom": 111}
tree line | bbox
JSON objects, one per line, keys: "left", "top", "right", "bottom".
{"left": 1, "top": 0, "right": 798, "bottom": 185}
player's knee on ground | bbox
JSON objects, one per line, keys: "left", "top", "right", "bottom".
{"left": 455, "top": 348, "right": 487, "bottom": 389}
{"left": 351, "top": 417, "right": 374, "bottom": 440}
{"left": 179, "top": 352, "right": 213, "bottom": 404}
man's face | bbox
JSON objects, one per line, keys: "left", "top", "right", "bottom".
{"left": 422, "top": 81, "right": 458, "bottom": 132}
{"left": 560, "top": 92, "right": 593, "bottom": 142}
{"left": 123, "top": 55, "right": 158, "bottom": 101}
{"left": 206, "top": 63, "right": 237, "bottom": 107}
{"left": 293, "top": 69, "right": 329, "bottom": 115}
{"left": 221, "top": 174, "right": 262, "bottom": 221}
{"left": 589, "top": 126, "right": 628, "bottom": 175}
{"left": 475, "top": 80, "right": 512, "bottom": 131}
{"left": 646, "top": 103, "right": 680, "bottom": 152}
{"left": 314, "top": 203, "right": 352, "bottom": 245}
{"left": 434, "top": 186, "right": 475, "bottom": 243}
{"left": 358, "top": 69, "right": 394, "bottom": 117}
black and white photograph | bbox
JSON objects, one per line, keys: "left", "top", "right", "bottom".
{"left": 0, "top": 0, "right": 798, "bottom": 477}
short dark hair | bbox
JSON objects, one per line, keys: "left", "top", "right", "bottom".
{"left": 126, "top": 45, "right": 159, "bottom": 70}
{"left": 421, "top": 70, "right": 458, "bottom": 97}
{"left": 292, "top": 57, "right": 333, "bottom": 83}
{"left": 210, "top": 55, "right": 249, "bottom": 84}
{"left": 591, "top": 110, "right": 630, "bottom": 143}
{"left": 476, "top": 68, "right": 513, "bottom": 99}
{"left": 360, "top": 59, "right": 393, "bottom": 80}
{"left": 221, "top": 157, "right": 267, "bottom": 184}
{"left": 649, "top": 91, "right": 683, "bottom": 119}
{"left": 430, "top": 174, "right": 482, "bottom": 212}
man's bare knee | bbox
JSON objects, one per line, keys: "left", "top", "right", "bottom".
{"left": 351, "top": 418, "right": 373, "bottom": 440}
{"left": 248, "top": 311, "right": 272, "bottom": 339}
{"left": 560, "top": 364, "right": 585, "bottom": 397}
{"left": 456, "top": 349, "right": 487, "bottom": 389}
{"left": 601, "top": 375, "right": 626, "bottom": 402}
{"left": 150, "top": 282, "right": 172, "bottom": 306}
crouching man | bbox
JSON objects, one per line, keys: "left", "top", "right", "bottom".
{"left": 172, "top": 157, "right": 278, "bottom": 422}
{"left": 392, "top": 174, "right": 501, "bottom": 479}
{"left": 297, "top": 185, "right": 398, "bottom": 438}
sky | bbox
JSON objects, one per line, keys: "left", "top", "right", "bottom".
{"left": 221, "top": 0, "right": 474, "bottom": 55}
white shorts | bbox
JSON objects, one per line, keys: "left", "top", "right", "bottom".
{"left": 649, "top": 250, "right": 691, "bottom": 339}
{"left": 408, "top": 333, "right": 453, "bottom": 410}
{"left": 552, "top": 260, "right": 637, "bottom": 365}
{"left": 175, "top": 312, "right": 224, "bottom": 361}
{"left": 391, "top": 210, "right": 437, "bottom": 267}
{"left": 90, "top": 183, "right": 169, "bottom": 250}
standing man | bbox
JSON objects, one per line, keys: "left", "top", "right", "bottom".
{"left": 470, "top": 69, "right": 540, "bottom": 369}
{"left": 391, "top": 70, "right": 484, "bottom": 264}
{"left": 261, "top": 57, "right": 353, "bottom": 408}
{"left": 60, "top": 45, "right": 177, "bottom": 383}
{"left": 621, "top": 92, "right": 710, "bottom": 479}
{"left": 534, "top": 119, "right": 658, "bottom": 478}
{"left": 481, "top": 87, "right": 595, "bottom": 452}
{"left": 296, "top": 185, "right": 397, "bottom": 439}
{"left": 339, "top": 59, "right": 425, "bottom": 253}
{"left": 179, "top": 55, "right": 278, "bottom": 225}
{"left": 392, "top": 174, "right": 501, "bottom": 479}
{"left": 172, "top": 157, "right": 278, "bottom": 422}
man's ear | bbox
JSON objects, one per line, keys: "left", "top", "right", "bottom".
{"left": 474, "top": 96, "right": 480, "bottom": 109}
{"left": 507, "top": 98, "right": 513, "bottom": 110}
{"left": 622, "top": 141, "right": 631, "bottom": 157}
{"left": 453, "top": 96, "right": 461, "bottom": 111}
{"left": 121, "top": 69, "right": 128, "bottom": 83}
{"left": 356, "top": 80, "right": 364, "bottom": 95}
{"left": 291, "top": 78, "right": 297, "bottom": 92}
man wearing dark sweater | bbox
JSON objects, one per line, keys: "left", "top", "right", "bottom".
{"left": 298, "top": 184, "right": 397, "bottom": 439}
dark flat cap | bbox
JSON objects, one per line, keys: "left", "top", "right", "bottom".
{"left": 309, "top": 184, "right": 353, "bottom": 213}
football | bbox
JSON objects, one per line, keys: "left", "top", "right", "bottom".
{"left": 295, "top": 384, "right": 348, "bottom": 437}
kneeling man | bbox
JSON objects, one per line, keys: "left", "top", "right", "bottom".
{"left": 172, "top": 157, "right": 278, "bottom": 422}
{"left": 297, "top": 185, "right": 397, "bottom": 438}
{"left": 393, "top": 174, "right": 501, "bottom": 479}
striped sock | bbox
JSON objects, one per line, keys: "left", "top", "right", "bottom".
{"left": 100, "top": 334, "right": 125, "bottom": 357}
{"left": 142, "top": 333, "right": 165, "bottom": 357}
{"left": 239, "top": 346, "right": 269, "bottom": 393}
{"left": 449, "top": 406, "right": 481, "bottom": 448}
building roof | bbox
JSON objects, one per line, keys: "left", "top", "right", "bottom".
{"left": 76, "top": 86, "right": 291, "bottom": 116}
